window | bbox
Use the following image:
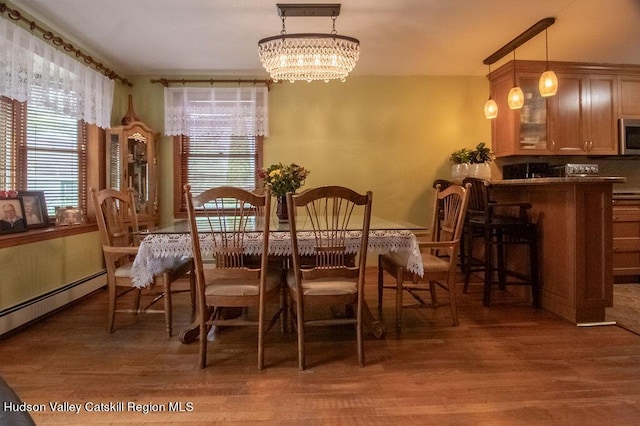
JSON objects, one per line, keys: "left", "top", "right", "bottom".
{"left": 175, "top": 134, "right": 264, "bottom": 214}
{"left": 165, "top": 87, "right": 268, "bottom": 215}
{"left": 1, "top": 95, "right": 87, "bottom": 217}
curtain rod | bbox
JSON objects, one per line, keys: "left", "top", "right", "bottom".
{"left": 0, "top": 2, "right": 132, "bottom": 87}
{"left": 483, "top": 17, "right": 556, "bottom": 65}
{"left": 151, "top": 78, "right": 275, "bottom": 90}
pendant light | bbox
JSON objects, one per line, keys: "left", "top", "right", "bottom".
{"left": 538, "top": 28, "right": 558, "bottom": 97}
{"left": 508, "top": 51, "right": 524, "bottom": 110}
{"left": 484, "top": 64, "right": 498, "bottom": 119}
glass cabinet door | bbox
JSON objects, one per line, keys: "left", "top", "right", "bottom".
{"left": 126, "top": 132, "right": 149, "bottom": 215}
{"left": 518, "top": 75, "right": 548, "bottom": 151}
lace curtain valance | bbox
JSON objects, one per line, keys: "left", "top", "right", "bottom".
{"left": 0, "top": 18, "right": 114, "bottom": 129}
{"left": 164, "top": 86, "right": 269, "bottom": 137}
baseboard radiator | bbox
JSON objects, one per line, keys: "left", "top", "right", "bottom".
{"left": 0, "top": 271, "right": 106, "bottom": 337}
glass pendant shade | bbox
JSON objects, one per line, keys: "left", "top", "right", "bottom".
{"left": 508, "top": 86, "right": 524, "bottom": 110}
{"left": 539, "top": 70, "right": 558, "bottom": 97}
{"left": 484, "top": 98, "right": 498, "bottom": 119}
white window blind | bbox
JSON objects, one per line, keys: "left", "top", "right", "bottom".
{"left": 26, "top": 88, "right": 85, "bottom": 215}
{"left": 169, "top": 87, "right": 267, "bottom": 213}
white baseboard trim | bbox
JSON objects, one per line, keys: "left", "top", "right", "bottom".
{"left": 0, "top": 272, "right": 106, "bottom": 337}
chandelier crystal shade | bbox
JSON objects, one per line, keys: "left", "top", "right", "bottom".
{"left": 258, "top": 4, "right": 360, "bottom": 83}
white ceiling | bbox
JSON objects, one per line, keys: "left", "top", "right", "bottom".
{"left": 8, "top": 0, "right": 640, "bottom": 78}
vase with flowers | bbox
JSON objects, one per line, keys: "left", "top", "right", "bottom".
{"left": 468, "top": 142, "right": 494, "bottom": 180}
{"left": 258, "top": 162, "right": 310, "bottom": 221}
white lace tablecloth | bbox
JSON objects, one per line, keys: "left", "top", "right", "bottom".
{"left": 130, "top": 230, "right": 423, "bottom": 288}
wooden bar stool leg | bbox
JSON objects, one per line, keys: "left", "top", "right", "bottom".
{"left": 483, "top": 225, "right": 493, "bottom": 307}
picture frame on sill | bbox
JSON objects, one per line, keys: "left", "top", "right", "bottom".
{"left": 17, "top": 190, "right": 49, "bottom": 229}
{"left": 0, "top": 197, "right": 28, "bottom": 235}
{"left": 55, "top": 206, "right": 84, "bottom": 226}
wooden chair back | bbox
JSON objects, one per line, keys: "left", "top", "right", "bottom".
{"left": 286, "top": 185, "right": 373, "bottom": 282}
{"left": 429, "top": 183, "right": 470, "bottom": 253}
{"left": 91, "top": 187, "right": 139, "bottom": 273}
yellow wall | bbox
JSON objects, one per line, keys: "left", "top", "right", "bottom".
{"left": 1, "top": 74, "right": 490, "bottom": 313}
{"left": 0, "top": 232, "right": 104, "bottom": 310}
{"left": 124, "top": 75, "right": 491, "bottom": 226}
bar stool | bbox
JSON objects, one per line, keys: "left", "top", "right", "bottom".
{"left": 461, "top": 178, "right": 540, "bottom": 307}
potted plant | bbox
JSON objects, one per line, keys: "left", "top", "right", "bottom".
{"left": 448, "top": 148, "right": 471, "bottom": 181}
{"left": 257, "top": 162, "right": 310, "bottom": 221}
{"left": 468, "top": 142, "right": 494, "bottom": 180}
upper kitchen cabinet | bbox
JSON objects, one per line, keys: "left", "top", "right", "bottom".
{"left": 547, "top": 72, "right": 617, "bottom": 155}
{"left": 619, "top": 74, "right": 640, "bottom": 118}
{"left": 490, "top": 61, "right": 551, "bottom": 157}
{"left": 490, "top": 61, "right": 619, "bottom": 157}
{"left": 105, "top": 97, "right": 159, "bottom": 227}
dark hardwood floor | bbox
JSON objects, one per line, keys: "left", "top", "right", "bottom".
{"left": 1, "top": 269, "right": 640, "bottom": 425}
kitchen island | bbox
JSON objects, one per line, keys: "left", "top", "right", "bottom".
{"left": 489, "top": 176, "right": 625, "bottom": 324}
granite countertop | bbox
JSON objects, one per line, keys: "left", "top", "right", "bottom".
{"left": 491, "top": 176, "right": 626, "bottom": 185}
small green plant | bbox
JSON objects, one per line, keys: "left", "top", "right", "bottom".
{"left": 448, "top": 148, "right": 471, "bottom": 165}
{"left": 469, "top": 142, "right": 495, "bottom": 163}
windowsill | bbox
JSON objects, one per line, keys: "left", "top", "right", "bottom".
{"left": 0, "top": 223, "right": 98, "bottom": 249}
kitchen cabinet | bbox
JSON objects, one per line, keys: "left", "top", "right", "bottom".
{"left": 548, "top": 73, "right": 618, "bottom": 155}
{"left": 490, "top": 61, "right": 619, "bottom": 157}
{"left": 619, "top": 74, "right": 640, "bottom": 117}
{"left": 105, "top": 117, "right": 159, "bottom": 227}
{"left": 490, "top": 61, "right": 551, "bottom": 157}
{"left": 612, "top": 197, "right": 640, "bottom": 281}
{"left": 491, "top": 177, "right": 622, "bottom": 323}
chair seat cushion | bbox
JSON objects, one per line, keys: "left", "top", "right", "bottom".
{"left": 421, "top": 252, "right": 450, "bottom": 272}
{"left": 114, "top": 262, "right": 134, "bottom": 278}
{"left": 286, "top": 270, "right": 357, "bottom": 296}
{"left": 205, "top": 271, "right": 280, "bottom": 297}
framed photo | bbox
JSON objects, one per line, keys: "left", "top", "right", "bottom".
{"left": 55, "top": 206, "right": 84, "bottom": 226}
{"left": 17, "top": 191, "right": 49, "bottom": 229}
{"left": 0, "top": 197, "right": 28, "bottom": 235}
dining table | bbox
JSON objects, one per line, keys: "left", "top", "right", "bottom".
{"left": 130, "top": 214, "right": 426, "bottom": 341}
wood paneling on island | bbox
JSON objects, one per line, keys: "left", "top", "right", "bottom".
{"left": 490, "top": 177, "right": 624, "bottom": 323}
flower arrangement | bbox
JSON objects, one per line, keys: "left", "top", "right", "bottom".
{"left": 449, "top": 148, "right": 471, "bottom": 165}
{"left": 258, "top": 162, "right": 310, "bottom": 197}
{"left": 469, "top": 142, "right": 495, "bottom": 164}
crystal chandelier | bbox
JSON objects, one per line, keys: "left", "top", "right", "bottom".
{"left": 258, "top": 4, "right": 360, "bottom": 83}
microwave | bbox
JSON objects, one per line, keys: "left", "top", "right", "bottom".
{"left": 619, "top": 118, "right": 640, "bottom": 155}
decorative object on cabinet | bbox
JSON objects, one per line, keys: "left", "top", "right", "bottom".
{"left": 449, "top": 148, "right": 471, "bottom": 181}
{"left": 0, "top": 197, "right": 27, "bottom": 234}
{"left": 106, "top": 98, "right": 159, "bottom": 227}
{"left": 258, "top": 3, "right": 359, "bottom": 83}
{"left": 538, "top": 28, "right": 558, "bottom": 97}
{"left": 17, "top": 191, "right": 48, "bottom": 229}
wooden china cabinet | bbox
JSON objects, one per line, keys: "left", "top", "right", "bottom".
{"left": 105, "top": 96, "right": 159, "bottom": 227}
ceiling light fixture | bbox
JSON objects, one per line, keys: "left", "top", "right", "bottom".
{"left": 257, "top": 3, "right": 360, "bottom": 83}
{"left": 538, "top": 28, "right": 558, "bottom": 97}
{"left": 508, "top": 51, "right": 524, "bottom": 110}
{"left": 484, "top": 64, "right": 498, "bottom": 119}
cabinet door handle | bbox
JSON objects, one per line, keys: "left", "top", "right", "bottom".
{"left": 551, "top": 140, "right": 555, "bottom": 150}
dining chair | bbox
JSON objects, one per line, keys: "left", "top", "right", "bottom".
{"left": 91, "top": 187, "right": 195, "bottom": 337}
{"left": 286, "top": 185, "right": 373, "bottom": 370}
{"left": 378, "top": 182, "right": 470, "bottom": 331}
{"left": 184, "top": 184, "right": 283, "bottom": 370}
{"left": 461, "top": 178, "right": 540, "bottom": 307}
